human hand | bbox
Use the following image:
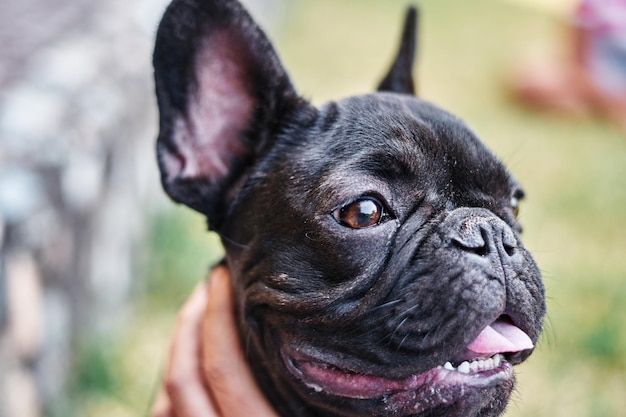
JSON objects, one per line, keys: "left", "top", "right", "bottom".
{"left": 151, "top": 266, "right": 279, "bottom": 417}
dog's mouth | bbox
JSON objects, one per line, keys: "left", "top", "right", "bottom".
{"left": 282, "top": 317, "right": 533, "bottom": 409}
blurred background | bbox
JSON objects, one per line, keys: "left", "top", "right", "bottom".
{"left": 0, "top": 0, "right": 624, "bottom": 416}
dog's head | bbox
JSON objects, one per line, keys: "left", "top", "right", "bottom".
{"left": 153, "top": 1, "right": 545, "bottom": 416}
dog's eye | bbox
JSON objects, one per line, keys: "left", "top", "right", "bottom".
{"left": 510, "top": 196, "right": 520, "bottom": 217}
{"left": 333, "top": 197, "right": 390, "bottom": 229}
{"left": 510, "top": 189, "right": 524, "bottom": 218}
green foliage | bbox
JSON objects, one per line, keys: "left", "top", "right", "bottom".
{"left": 73, "top": 341, "right": 117, "bottom": 396}
{"left": 142, "top": 205, "right": 224, "bottom": 310}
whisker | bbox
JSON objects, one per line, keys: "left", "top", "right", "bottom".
{"left": 368, "top": 298, "right": 403, "bottom": 313}
{"left": 385, "top": 316, "right": 409, "bottom": 347}
{"left": 397, "top": 333, "right": 410, "bottom": 351}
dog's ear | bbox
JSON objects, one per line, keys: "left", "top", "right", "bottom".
{"left": 378, "top": 6, "right": 418, "bottom": 95}
{"left": 153, "top": 0, "right": 301, "bottom": 227}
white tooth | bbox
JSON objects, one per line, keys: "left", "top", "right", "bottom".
{"left": 306, "top": 383, "right": 323, "bottom": 392}
{"left": 493, "top": 354, "right": 502, "bottom": 367}
{"left": 444, "top": 362, "right": 454, "bottom": 371}
{"left": 458, "top": 361, "right": 470, "bottom": 374}
{"left": 469, "top": 361, "right": 479, "bottom": 372}
{"left": 484, "top": 358, "right": 494, "bottom": 370}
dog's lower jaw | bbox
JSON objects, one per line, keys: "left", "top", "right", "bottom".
{"left": 250, "top": 357, "right": 515, "bottom": 417}
{"left": 241, "top": 325, "right": 519, "bottom": 417}
{"left": 279, "top": 347, "right": 516, "bottom": 417}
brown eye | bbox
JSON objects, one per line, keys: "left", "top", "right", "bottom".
{"left": 511, "top": 196, "right": 520, "bottom": 217}
{"left": 511, "top": 189, "right": 524, "bottom": 218}
{"left": 333, "top": 197, "right": 390, "bottom": 229}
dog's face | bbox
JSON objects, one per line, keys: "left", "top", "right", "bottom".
{"left": 153, "top": 1, "right": 545, "bottom": 416}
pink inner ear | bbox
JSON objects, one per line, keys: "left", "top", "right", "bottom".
{"left": 168, "top": 31, "right": 255, "bottom": 183}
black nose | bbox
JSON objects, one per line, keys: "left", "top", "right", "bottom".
{"left": 447, "top": 209, "right": 518, "bottom": 259}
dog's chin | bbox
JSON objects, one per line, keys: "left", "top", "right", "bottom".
{"left": 280, "top": 345, "right": 517, "bottom": 416}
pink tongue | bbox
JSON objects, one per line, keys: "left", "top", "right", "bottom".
{"left": 467, "top": 320, "right": 534, "bottom": 355}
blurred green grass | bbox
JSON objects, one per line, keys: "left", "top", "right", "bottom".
{"left": 70, "top": 0, "right": 625, "bottom": 416}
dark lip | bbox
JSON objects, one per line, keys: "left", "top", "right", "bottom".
{"left": 282, "top": 347, "right": 514, "bottom": 400}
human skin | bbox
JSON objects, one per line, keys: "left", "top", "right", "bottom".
{"left": 151, "top": 266, "right": 279, "bottom": 417}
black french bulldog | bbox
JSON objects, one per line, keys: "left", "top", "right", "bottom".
{"left": 153, "top": 0, "right": 546, "bottom": 416}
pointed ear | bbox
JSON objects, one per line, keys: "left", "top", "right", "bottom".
{"left": 377, "top": 6, "right": 418, "bottom": 95}
{"left": 153, "top": 0, "right": 301, "bottom": 228}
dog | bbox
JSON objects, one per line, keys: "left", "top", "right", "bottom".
{"left": 153, "top": 0, "right": 546, "bottom": 415}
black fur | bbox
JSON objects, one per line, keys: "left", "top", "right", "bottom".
{"left": 153, "top": 1, "right": 545, "bottom": 416}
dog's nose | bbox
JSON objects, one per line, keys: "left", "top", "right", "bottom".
{"left": 447, "top": 209, "right": 518, "bottom": 259}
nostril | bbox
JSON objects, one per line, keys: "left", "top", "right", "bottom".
{"left": 501, "top": 227, "right": 518, "bottom": 257}
{"left": 503, "top": 243, "right": 516, "bottom": 257}
{"left": 444, "top": 210, "right": 520, "bottom": 261}
{"left": 453, "top": 239, "right": 489, "bottom": 256}
{"left": 451, "top": 222, "right": 520, "bottom": 258}
{"left": 452, "top": 227, "right": 490, "bottom": 257}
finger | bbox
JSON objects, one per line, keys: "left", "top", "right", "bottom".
{"left": 150, "top": 386, "right": 174, "bottom": 417}
{"left": 202, "top": 266, "right": 279, "bottom": 417}
{"left": 164, "top": 282, "right": 219, "bottom": 417}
